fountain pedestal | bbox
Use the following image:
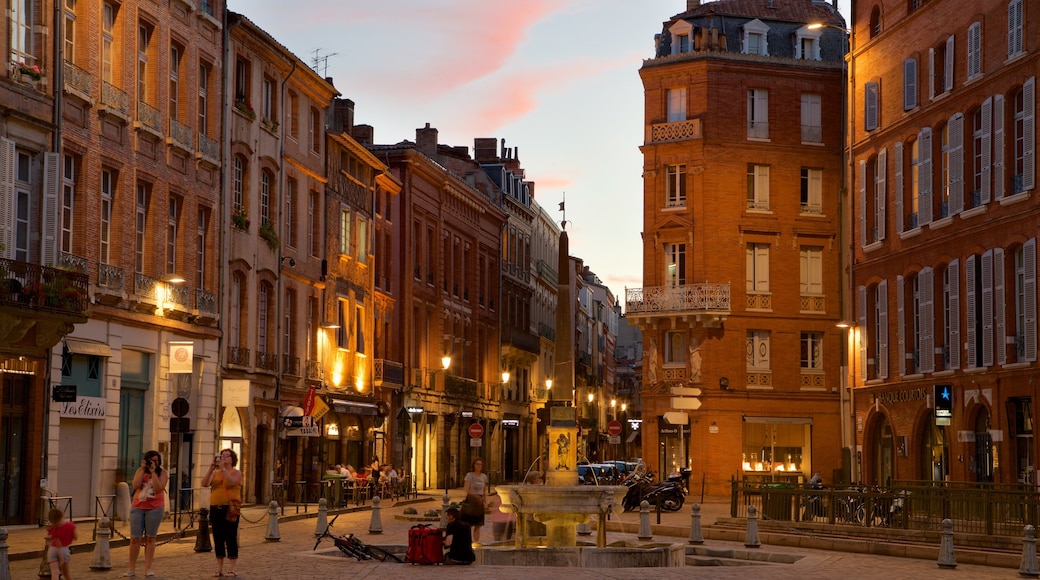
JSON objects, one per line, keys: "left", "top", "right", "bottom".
{"left": 496, "top": 485, "right": 627, "bottom": 548}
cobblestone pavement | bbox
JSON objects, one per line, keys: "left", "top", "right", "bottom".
{"left": 4, "top": 493, "right": 1024, "bottom": 580}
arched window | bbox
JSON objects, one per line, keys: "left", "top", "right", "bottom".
{"left": 869, "top": 6, "right": 881, "bottom": 38}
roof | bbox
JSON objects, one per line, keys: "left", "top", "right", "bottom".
{"left": 674, "top": 0, "right": 845, "bottom": 28}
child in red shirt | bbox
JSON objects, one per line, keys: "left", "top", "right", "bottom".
{"left": 47, "top": 507, "right": 77, "bottom": 580}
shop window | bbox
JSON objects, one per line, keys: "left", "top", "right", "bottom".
{"left": 741, "top": 419, "right": 812, "bottom": 482}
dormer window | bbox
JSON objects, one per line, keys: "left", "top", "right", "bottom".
{"left": 794, "top": 25, "right": 823, "bottom": 60}
{"left": 742, "top": 19, "right": 770, "bottom": 56}
{"left": 669, "top": 20, "right": 694, "bottom": 55}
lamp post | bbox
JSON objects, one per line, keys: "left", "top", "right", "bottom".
{"left": 438, "top": 355, "right": 452, "bottom": 494}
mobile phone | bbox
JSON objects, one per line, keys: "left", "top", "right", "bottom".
{"left": 215, "top": 455, "right": 222, "bottom": 463}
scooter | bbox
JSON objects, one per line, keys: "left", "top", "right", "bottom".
{"left": 621, "top": 472, "right": 686, "bottom": 512}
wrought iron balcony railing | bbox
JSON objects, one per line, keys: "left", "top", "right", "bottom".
{"left": 625, "top": 283, "right": 731, "bottom": 316}
{"left": 374, "top": 359, "right": 404, "bottom": 386}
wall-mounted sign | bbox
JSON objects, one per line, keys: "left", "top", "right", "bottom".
{"left": 52, "top": 384, "right": 77, "bottom": 403}
{"left": 59, "top": 396, "right": 106, "bottom": 419}
{"left": 502, "top": 419, "right": 520, "bottom": 427}
{"left": 168, "top": 341, "right": 194, "bottom": 374}
{"left": 222, "top": 379, "right": 250, "bottom": 408}
{"left": 934, "top": 384, "right": 953, "bottom": 425}
{"left": 406, "top": 406, "right": 425, "bottom": 414}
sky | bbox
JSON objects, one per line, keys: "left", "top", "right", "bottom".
{"left": 229, "top": 0, "right": 852, "bottom": 303}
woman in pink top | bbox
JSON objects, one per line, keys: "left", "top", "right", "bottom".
{"left": 124, "top": 450, "right": 168, "bottom": 577}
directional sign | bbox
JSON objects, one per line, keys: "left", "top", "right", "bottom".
{"left": 671, "top": 397, "right": 702, "bottom": 410}
{"left": 468, "top": 422, "right": 484, "bottom": 438}
{"left": 670, "top": 386, "right": 702, "bottom": 397}
{"left": 607, "top": 420, "right": 623, "bottom": 436}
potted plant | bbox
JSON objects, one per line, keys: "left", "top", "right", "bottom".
{"left": 16, "top": 61, "right": 42, "bottom": 81}
{"left": 262, "top": 117, "right": 279, "bottom": 131}
{"left": 259, "top": 220, "right": 279, "bottom": 250}
{"left": 232, "top": 206, "right": 250, "bottom": 230}
{"left": 234, "top": 97, "right": 256, "bottom": 121}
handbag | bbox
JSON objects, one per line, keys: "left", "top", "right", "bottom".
{"left": 226, "top": 500, "right": 241, "bottom": 522}
{"left": 460, "top": 493, "right": 483, "bottom": 518}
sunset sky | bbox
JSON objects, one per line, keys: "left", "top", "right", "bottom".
{"left": 229, "top": 0, "right": 851, "bottom": 303}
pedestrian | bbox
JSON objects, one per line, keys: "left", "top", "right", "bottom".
{"left": 46, "top": 508, "right": 76, "bottom": 580}
{"left": 203, "top": 448, "right": 243, "bottom": 577}
{"left": 461, "top": 457, "right": 490, "bottom": 543}
{"left": 443, "top": 507, "right": 475, "bottom": 565}
{"left": 125, "top": 449, "right": 168, "bottom": 577}
{"left": 487, "top": 489, "right": 514, "bottom": 542}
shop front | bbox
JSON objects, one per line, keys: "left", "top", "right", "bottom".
{"left": 658, "top": 414, "right": 690, "bottom": 480}
{"left": 740, "top": 417, "right": 813, "bottom": 485}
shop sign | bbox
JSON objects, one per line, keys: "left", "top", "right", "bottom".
{"left": 877, "top": 387, "right": 928, "bottom": 405}
{"left": 934, "top": 384, "right": 953, "bottom": 425}
{"left": 406, "top": 406, "right": 425, "bottom": 414}
{"left": 59, "top": 396, "right": 106, "bottom": 419}
{"left": 658, "top": 424, "right": 691, "bottom": 436}
{"left": 502, "top": 419, "right": 520, "bottom": 427}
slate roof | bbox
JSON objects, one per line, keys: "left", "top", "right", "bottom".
{"left": 673, "top": 0, "right": 845, "bottom": 28}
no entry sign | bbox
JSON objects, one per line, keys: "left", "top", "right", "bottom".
{"left": 607, "top": 420, "right": 623, "bottom": 436}
{"left": 468, "top": 422, "right": 484, "bottom": 438}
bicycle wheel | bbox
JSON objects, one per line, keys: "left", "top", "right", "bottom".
{"left": 366, "top": 545, "right": 403, "bottom": 563}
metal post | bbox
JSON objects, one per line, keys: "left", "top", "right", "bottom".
{"left": 195, "top": 508, "right": 213, "bottom": 552}
{"left": 89, "top": 517, "right": 112, "bottom": 570}
{"left": 369, "top": 496, "right": 383, "bottom": 534}
{"left": 1021, "top": 525, "right": 1039, "bottom": 577}
{"left": 745, "top": 504, "right": 761, "bottom": 548}
{"left": 689, "top": 503, "right": 704, "bottom": 545}
{"left": 265, "top": 502, "right": 281, "bottom": 542}
{"left": 937, "top": 518, "right": 957, "bottom": 569}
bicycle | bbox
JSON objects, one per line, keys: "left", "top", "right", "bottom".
{"left": 313, "top": 514, "right": 403, "bottom": 562}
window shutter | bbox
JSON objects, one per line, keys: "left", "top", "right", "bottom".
{"left": 948, "top": 259, "right": 961, "bottom": 369}
{"left": 879, "top": 279, "right": 889, "bottom": 379}
{"left": 859, "top": 160, "right": 867, "bottom": 247}
{"left": 1023, "top": 77, "right": 1035, "bottom": 191}
{"left": 994, "top": 94, "right": 1005, "bottom": 200}
{"left": 1025, "top": 239, "right": 1037, "bottom": 361}
{"left": 982, "top": 249, "right": 994, "bottom": 366}
{"left": 967, "top": 22, "right": 981, "bottom": 78}
{"left": 859, "top": 285, "right": 868, "bottom": 381}
{"left": 919, "top": 127, "right": 933, "bottom": 225}
{"left": 928, "top": 48, "right": 936, "bottom": 101}
{"left": 966, "top": 256, "right": 976, "bottom": 368}
{"left": 994, "top": 248, "right": 1006, "bottom": 366}
{"left": 865, "top": 82, "right": 879, "bottom": 131}
{"left": 944, "top": 36, "right": 955, "bottom": 93}
{"left": 897, "top": 275, "right": 906, "bottom": 376}
{"left": 756, "top": 89, "right": 769, "bottom": 133}
{"left": 981, "top": 97, "right": 992, "bottom": 204}
{"left": 0, "top": 138, "right": 14, "bottom": 258}
{"left": 42, "top": 153, "right": 61, "bottom": 268}
{"left": 894, "top": 141, "right": 904, "bottom": 232}
{"left": 757, "top": 244, "right": 770, "bottom": 292}
{"left": 757, "top": 165, "right": 770, "bottom": 207}
{"left": 950, "top": 113, "right": 965, "bottom": 214}
{"left": 904, "top": 58, "right": 918, "bottom": 110}
{"left": 921, "top": 267, "right": 935, "bottom": 373}
{"left": 878, "top": 148, "right": 887, "bottom": 240}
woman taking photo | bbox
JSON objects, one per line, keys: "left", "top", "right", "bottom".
{"left": 203, "top": 448, "right": 243, "bottom": 577}
{"left": 124, "top": 450, "right": 167, "bottom": 577}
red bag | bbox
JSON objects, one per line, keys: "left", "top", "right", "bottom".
{"left": 406, "top": 524, "right": 444, "bottom": 565}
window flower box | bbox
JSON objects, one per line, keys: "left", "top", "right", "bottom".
{"left": 232, "top": 206, "right": 250, "bottom": 230}
{"left": 234, "top": 98, "right": 256, "bottom": 121}
{"left": 259, "top": 220, "right": 279, "bottom": 250}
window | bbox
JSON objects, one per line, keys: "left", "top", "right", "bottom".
{"left": 930, "top": 36, "right": 954, "bottom": 98}
{"left": 1009, "top": 0, "right": 1024, "bottom": 59}
{"left": 747, "top": 89, "right": 769, "bottom": 139}
{"left": 229, "top": 273, "right": 243, "bottom": 348}
{"left": 309, "top": 190, "right": 320, "bottom": 257}
{"left": 668, "top": 20, "right": 693, "bottom": 55}
{"left": 64, "top": 0, "right": 76, "bottom": 64}
{"left": 198, "top": 63, "right": 209, "bottom": 134}
{"left": 285, "top": 177, "right": 296, "bottom": 248}
{"left": 904, "top": 57, "right": 918, "bottom": 110}
{"left": 972, "top": 102, "right": 992, "bottom": 207}
{"left": 664, "top": 331, "right": 685, "bottom": 364}
{"left": 100, "top": 169, "right": 114, "bottom": 264}
{"left": 232, "top": 156, "right": 245, "bottom": 217}
{"left": 794, "top": 26, "right": 822, "bottom": 60}
{"left": 664, "top": 243, "right": 685, "bottom": 287}
{"left": 870, "top": 6, "right": 882, "bottom": 38}
{"left": 135, "top": 183, "right": 149, "bottom": 274}
{"left": 260, "top": 170, "right": 272, "bottom": 225}
{"left": 284, "top": 290, "right": 294, "bottom": 356}
{"left": 746, "top": 243, "right": 770, "bottom": 293}
{"left": 102, "top": 2, "right": 116, "bottom": 84}
{"left": 666, "top": 88, "right": 686, "bottom": 122}
{"left": 800, "top": 246, "right": 823, "bottom": 295}
{"left": 746, "top": 330, "right": 770, "bottom": 371}
{"left": 61, "top": 155, "right": 76, "bottom": 255}
{"left": 357, "top": 216, "right": 368, "bottom": 263}
{"left": 741, "top": 19, "right": 770, "bottom": 56}
{"left": 865, "top": 82, "right": 880, "bottom": 131}
{"left": 137, "top": 23, "right": 151, "bottom": 104}
{"left": 801, "top": 93, "right": 822, "bottom": 143}
{"left": 336, "top": 299, "right": 349, "bottom": 349}
{"left": 355, "top": 305, "right": 366, "bottom": 354}
{"left": 860, "top": 281, "right": 890, "bottom": 380}
{"left": 234, "top": 57, "right": 250, "bottom": 103}
{"left": 800, "top": 332, "right": 823, "bottom": 370}
{"left": 287, "top": 91, "right": 299, "bottom": 140}
{"left": 665, "top": 164, "right": 686, "bottom": 208}
{"left": 13, "top": 151, "right": 31, "bottom": 262}
{"left": 310, "top": 108, "right": 322, "bottom": 152}
{"left": 196, "top": 208, "right": 208, "bottom": 288}
{"left": 167, "top": 196, "right": 179, "bottom": 275}
{"left": 1015, "top": 240, "right": 1037, "bottom": 362}
{"left": 967, "top": 22, "right": 982, "bottom": 79}
{"left": 1012, "top": 79, "right": 1036, "bottom": 194}
{"left": 10, "top": 0, "right": 33, "bottom": 66}
{"left": 262, "top": 76, "right": 275, "bottom": 123}
{"left": 746, "top": 164, "right": 770, "bottom": 210}
{"left": 169, "top": 44, "right": 182, "bottom": 121}
{"left": 940, "top": 123, "right": 951, "bottom": 217}
{"left": 339, "top": 208, "right": 351, "bottom": 255}
{"left": 865, "top": 149, "right": 888, "bottom": 243}
{"left": 258, "top": 283, "right": 270, "bottom": 355}
{"left": 800, "top": 168, "right": 822, "bottom": 214}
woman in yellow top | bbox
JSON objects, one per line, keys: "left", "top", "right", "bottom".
{"left": 202, "top": 449, "right": 243, "bottom": 577}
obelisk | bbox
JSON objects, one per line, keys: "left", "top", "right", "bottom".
{"left": 547, "top": 228, "right": 578, "bottom": 487}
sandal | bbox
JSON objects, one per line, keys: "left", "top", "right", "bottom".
{"left": 212, "top": 573, "right": 223, "bottom": 577}
{"left": 226, "top": 573, "right": 238, "bottom": 577}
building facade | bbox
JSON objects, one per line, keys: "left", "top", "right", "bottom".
{"left": 849, "top": 0, "right": 1040, "bottom": 485}
{"left": 629, "top": 0, "right": 847, "bottom": 492}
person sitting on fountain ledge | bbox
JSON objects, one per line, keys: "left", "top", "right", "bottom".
{"left": 443, "top": 507, "right": 476, "bottom": 565}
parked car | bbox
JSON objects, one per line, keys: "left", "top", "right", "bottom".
{"left": 578, "top": 464, "right": 620, "bottom": 485}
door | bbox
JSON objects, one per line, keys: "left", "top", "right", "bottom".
{"left": 0, "top": 375, "right": 30, "bottom": 525}
{"left": 57, "top": 419, "right": 95, "bottom": 518}
{"left": 118, "top": 389, "right": 145, "bottom": 482}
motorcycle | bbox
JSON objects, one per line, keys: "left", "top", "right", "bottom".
{"left": 621, "top": 471, "right": 686, "bottom": 512}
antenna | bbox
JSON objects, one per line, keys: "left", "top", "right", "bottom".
{"left": 311, "top": 48, "right": 338, "bottom": 78}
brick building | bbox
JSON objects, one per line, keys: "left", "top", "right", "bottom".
{"left": 849, "top": 0, "right": 1039, "bottom": 485}
{"left": 628, "top": 0, "right": 846, "bottom": 493}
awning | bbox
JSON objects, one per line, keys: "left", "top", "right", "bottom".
{"left": 64, "top": 338, "right": 113, "bottom": 357}
{"left": 742, "top": 416, "right": 813, "bottom": 425}
{"left": 331, "top": 399, "right": 379, "bottom": 416}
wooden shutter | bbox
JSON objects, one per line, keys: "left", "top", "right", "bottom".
{"left": 1024, "top": 239, "right": 1037, "bottom": 361}
{"left": 994, "top": 94, "right": 1005, "bottom": 200}
{"left": 1023, "top": 77, "right": 1035, "bottom": 191}
{"left": 879, "top": 280, "right": 889, "bottom": 379}
{"left": 995, "top": 248, "right": 1006, "bottom": 366}
{"left": 944, "top": 35, "right": 955, "bottom": 93}
{"left": 42, "top": 153, "right": 61, "bottom": 268}
{"left": 859, "top": 160, "right": 868, "bottom": 247}
{"left": 928, "top": 47, "right": 936, "bottom": 101}
{"left": 897, "top": 275, "right": 906, "bottom": 376}
{"left": 0, "top": 138, "right": 14, "bottom": 258}
{"left": 982, "top": 249, "right": 994, "bottom": 366}
{"left": 981, "top": 97, "right": 992, "bottom": 204}
{"left": 859, "top": 285, "right": 868, "bottom": 381}
{"left": 948, "top": 259, "right": 961, "bottom": 369}
{"left": 967, "top": 22, "right": 981, "bottom": 78}
{"left": 919, "top": 127, "right": 933, "bottom": 225}
{"left": 865, "top": 82, "right": 879, "bottom": 131}
{"left": 966, "top": 256, "right": 977, "bottom": 368}
{"left": 950, "top": 113, "right": 965, "bottom": 214}
{"left": 895, "top": 141, "right": 904, "bottom": 232}
{"left": 878, "top": 148, "right": 887, "bottom": 240}
{"left": 921, "top": 267, "right": 935, "bottom": 373}
{"left": 904, "top": 58, "right": 918, "bottom": 110}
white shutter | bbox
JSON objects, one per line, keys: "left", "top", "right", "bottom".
{"left": 949, "top": 259, "right": 961, "bottom": 369}
{"left": 919, "top": 127, "right": 933, "bottom": 225}
{"left": 950, "top": 113, "right": 965, "bottom": 214}
{"left": 995, "top": 248, "right": 1006, "bottom": 366}
{"left": 878, "top": 148, "right": 887, "bottom": 240}
{"left": 944, "top": 35, "right": 955, "bottom": 93}
{"left": 859, "top": 160, "right": 868, "bottom": 247}
{"left": 42, "top": 153, "right": 61, "bottom": 268}
{"left": 895, "top": 141, "right": 905, "bottom": 232}
{"left": 879, "top": 280, "right": 889, "bottom": 379}
{"left": 904, "top": 58, "right": 918, "bottom": 110}
{"left": 865, "top": 82, "right": 879, "bottom": 131}
{"left": 994, "top": 94, "right": 1005, "bottom": 200}
{"left": 859, "top": 286, "right": 868, "bottom": 381}
{"left": 966, "top": 256, "right": 977, "bottom": 368}
{"left": 757, "top": 165, "right": 770, "bottom": 208}
{"left": 897, "top": 275, "right": 906, "bottom": 376}
{"left": 967, "top": 22, "right": 981, "bottom": 78}
{"left": 0, "top": 138, "right": 14, "bottom": 258}
{"left": 757, "top": 244, "right": 770, "bottom": 292}
{"left": 982, "top": 249, "right": 994, "bottom": 366}
{"left": 981, "top": 97, "right": 992, "bottom": 204}
{"left": 921, "top": 267, "right": 935, "bottom": 373}
{"left": 1024, "top": 239, "right": 1037, "bottom": 361}
{"left": 928, "top": 47, "right": 936, "bottom": 101}
{"left": 1023, "top": 77, "right": 1035, "bottom": 191}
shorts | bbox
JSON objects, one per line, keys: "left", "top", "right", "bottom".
{"left": 129, "top": 506, "right": 163, "bottom": 538}
{"left": 48, "top": 545, "right": 71, "bottom": 564}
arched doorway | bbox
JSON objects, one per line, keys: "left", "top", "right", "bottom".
{"left": 972, "top": 408, "right": 993, "bottom": 482}
{"left": 920, "top": 421, "right": 949, "bottom": 482}
{"left": 873, "top": 416, "right": 895, "bottom": 486}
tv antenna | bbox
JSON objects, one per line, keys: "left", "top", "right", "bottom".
{"left": 311, "top": 48, "right": 338, "bottom": 78}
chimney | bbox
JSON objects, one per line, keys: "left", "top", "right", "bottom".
{"left": 687, "top": 0, "right": 700, "bottom": 10}
{"left": 333, "top": 98, "right": 355, "bottom": 134}
{"left": 416, "top": 123, "right": 438, "bottom": 157}
{"left": 474, "top": 138, "right": 498, "bottom": 162}
{"left": 352, "top": 124, "right": 374, "bottom": 145}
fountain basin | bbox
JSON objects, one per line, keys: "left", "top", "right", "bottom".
{"left": 495, "top": 485, "right": 628, "bottom": 548}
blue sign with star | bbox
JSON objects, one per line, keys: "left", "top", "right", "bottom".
{"left": 934, "top": 384, "right": 953, "bottom": 418}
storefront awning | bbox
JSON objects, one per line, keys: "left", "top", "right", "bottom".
{"left": 64, "top": 338, "right": 113, "bottom": 357}
{"left": 331, "top": 399, "right": 379, "bottom": 416}
{"left": 742, "top": 416, "right": 813, "bottom": 424}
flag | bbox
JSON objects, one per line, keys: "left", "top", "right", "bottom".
{"left": 559, "top": 201, "right": 565, "bottom": 211}
{"left": 310, "top": 396, "right": 331, "bottom": 421}
{"left": 302, "top": 385, "right": 316, "bottom": 415}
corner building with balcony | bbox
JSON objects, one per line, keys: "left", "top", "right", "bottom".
{"left": 849, "top": 0, "right": 1040, "bottom": 486}
{"left": 630, "top": 0, "right": 846, "bottom": 493}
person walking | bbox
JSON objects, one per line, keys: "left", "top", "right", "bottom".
{"left": 203, "top": 448, "right": 243, "bottom": 577}
{"left": 46, "top": 507, "right": 76, "bottom": 580}
{"left": 124, "top": 450, "right": 168, "bottom": 577}
{"left": 461, "top": 457, "right": 490, "bottom": 544}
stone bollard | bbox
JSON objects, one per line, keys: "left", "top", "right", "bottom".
{"left": 744, "top": 505, "right": 761, "bottom": 548}
{"left": 0, "top": 528, "right": 11, "bottom": 580}
{"left": 37, "top": 533, "right": 50, "bottom": 578}
{"left": 89, "top": 517, "right": 112, "bottom": 570}
{"left": 195, "top": 508, "right": 212, "bottom": 552}
{"left": 637, "top": 500, "right": 653, "bottom": 540}
{"left": 314, "top": 498, "right": 329, "bottom": 537}
{"left": 265, "top": 502, "right": 281, "bottom": 542}
{"left": 440, "top": 491, "right": 450, "bottom": 530}
{"left": 689, "top": 503, "right": 704, "bottom": 545}
{"left": 937, "top": 518, "right": 957, "bottom": 569}
{"left": 369, "top": 496, "right": 383, "bottom": 534}
{"left": 1022, "top": 525, "right": 1039, "bottom": 577}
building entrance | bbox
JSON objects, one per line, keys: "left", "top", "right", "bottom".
{"left": 0, "top": 375, "right": 30, "bottom": 525}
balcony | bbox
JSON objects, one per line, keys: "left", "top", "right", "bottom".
{"left": 0, "top": 259, "right": 89, "bottom": 317}
{"left": 537, "top": 321, "right": 556, "bottom": 342}
{"left": 306, "top": 359, "right": 322, "bottom": 381}
{"left": 256, "top": 350, "right": 278, "bottom": 373}
{"left": 168, "top": 119, "right": 193, "bottom": 152}
{"left": 625, "top": 283, "right": 730, "bottom": 327}
{"left": 197, "top": 133, "right": 219, "bottom": 164}
{"left": 63, "top": 61, "right": 94, "bottom": 101}
{"left": 374, "top": 359, "right": 404, "bottom": 387}
{"left": 100, "top": 81, "right": 129, "bottom": 119}
{"left": 194, "top": 289, "right": 218, "bottom": 325}
{"left": 646, "top": 118, "right": 702, "bottom": 144}
{"left": 801, "top": 125, "right": 822, "bottom": 143}
{"left": 228, "top": 346, "right": 250, "bottom": 367}
{"left": 747, "top": 121, "right": 769, "bottom": 140}
{"left": 502, "top": 326, "right": 540, "bottom": 355}
{"left": 444, "top": 375, "right": 479, "bottom": 401}
{"left": 136, "top": 101, "right": 162, "bottom": 134}
{"left": 95, "top": 263, "right": 125, "bottom": 304}
{"left": 129, "top": 273, "right": 160, "bottom": 313}
{"left": 283, "top": 355, "right": 301, "bottom": 377}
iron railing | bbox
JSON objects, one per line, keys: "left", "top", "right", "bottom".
{"left": 625, "top": 283, "right": 730, "bottom": 315}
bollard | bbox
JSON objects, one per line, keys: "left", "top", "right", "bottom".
{"left": 195, "top": 508, "right": 212, "bottom": 552}
{"left": 937, "top": 518, "right": 957, "bottom": 569}
{"left": 689, "top": 503, "right": 704, "bottom": 545}
{"left": 745, "top": 504, "right": 761, "bottom": 548}
{"left": 440, "top": 491, "right": 449, "bottom": 529}
{"left": 369, "top": 496, "right": 383, "bottom": 534}
{"left": 314, "top": 498, "right": 329, "bottom": 537}
{"left": 37, "top": 533, "right": 51, "bottom": 578}
{"left": 1022, "top": 525, "right": 1039, "bottom": 577}
{"left": 0, "top": 528, "right": 11, "bottom": 580}
{"left": 265, "top": 501, "right": 281, "bottom": 542}
{"left": 89, "top": 517, "right": 112, "bottom": 570}
{"left": 637, "top": 500, "right": 653, "bottom": 540}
